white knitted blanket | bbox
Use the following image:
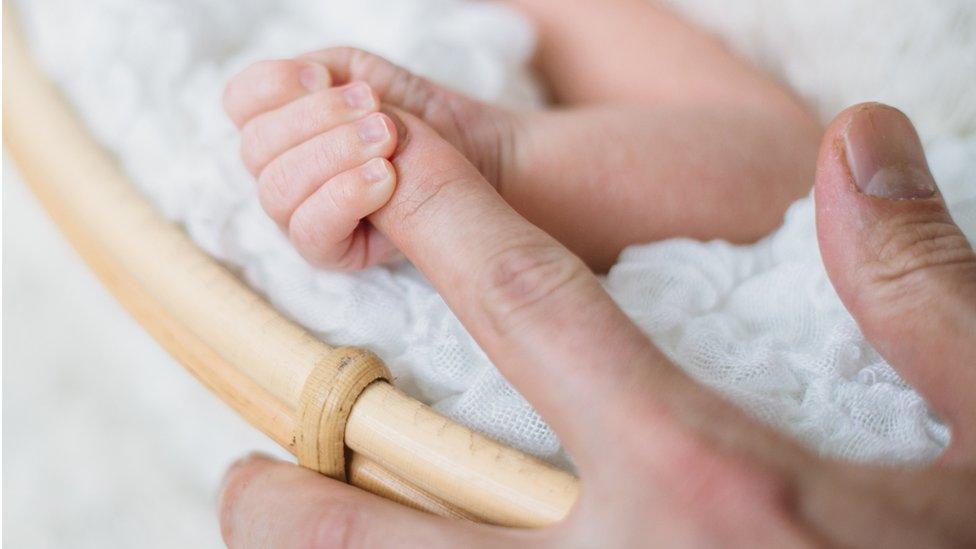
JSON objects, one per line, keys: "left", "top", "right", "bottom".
{"left": 17, "top": 0, "right": 976, "bottom": 469}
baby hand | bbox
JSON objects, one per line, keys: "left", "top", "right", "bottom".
{"left": 223, "top": 59, "right": 400, "bottom": 270}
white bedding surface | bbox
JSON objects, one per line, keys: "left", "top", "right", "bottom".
{"left": 4, "top": 0, "right": 976, "bottom": 546}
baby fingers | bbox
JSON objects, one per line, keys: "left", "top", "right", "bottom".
{"left": 240, "top": 82, "right": 380, "bottom": 174}
{"left": 289, "top": 158, "right": 398, "bottom": 269}
{"left": 257, "top": 112, "right": 398, "bottom": 225}
{"left": 223, "top": 59, "right": 331, "bottom": 128}
{"left": 226, "top": 59, "right": 403, "bottom": 270}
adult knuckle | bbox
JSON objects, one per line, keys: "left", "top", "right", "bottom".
{"left": 481, "top": 242, "right": 588, "bottom": 332}
{"left": 868, "top": 210, "right": 976, "bottom": 291}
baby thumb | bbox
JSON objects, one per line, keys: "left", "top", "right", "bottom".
{"left": 814, "top": 103, "right": 976, "bottom": 460}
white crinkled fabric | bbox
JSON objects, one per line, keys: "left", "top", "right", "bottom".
{"left": 16, "top": 0, "right": 976, "bottom": 466}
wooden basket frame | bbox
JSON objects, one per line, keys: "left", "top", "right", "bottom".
{"left": 2, "top": 8, "right": 578, "bottom": 527}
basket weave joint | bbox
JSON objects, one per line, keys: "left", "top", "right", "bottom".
{"left": 296, "top": 346, "right": 390, "bottom": 480}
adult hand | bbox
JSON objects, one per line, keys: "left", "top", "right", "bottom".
{"left": 218, "top": 103, "right": 976, "bottom": 547}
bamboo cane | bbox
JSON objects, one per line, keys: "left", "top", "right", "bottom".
{"left": 2, "top": 6, "right": 578, "bottom": 528}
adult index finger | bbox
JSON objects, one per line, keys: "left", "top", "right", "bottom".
{"left": 367, "top": 108, "right": 673, "bottom": 469}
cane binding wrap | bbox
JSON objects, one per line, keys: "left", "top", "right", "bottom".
{"left": 297, "top": 347, "right": 390, "bottom": 480}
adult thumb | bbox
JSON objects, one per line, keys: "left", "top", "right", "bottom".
{"left": 815, "top": 103, "right": 976, "bottom": 461}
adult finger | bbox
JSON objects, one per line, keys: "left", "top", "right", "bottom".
{"left": 367, "top": 109, "right": 674, "bottom": 465}
{"left": 815, "top": 103, "right": 976, "bottom": 461}
{"left": 218, "top": 455, "right": 530, "bottom": 548}
{"left": 223, "top": 59, "right": 331, "bottom": 128}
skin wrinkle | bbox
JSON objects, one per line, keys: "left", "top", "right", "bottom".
{"left": 380, "top": 113, "right": 506, "bottom": 250}
{"left": 385, "top": 167, "right": 472, "bottom": 240}
{"left": 871, "top": 217, "right": 974, "bottom": 283}
{"left": 856, "top": 211, "right": 945, "bottom": 273}
{"left": 479, "top": 242, "right": 589, "bottom": 338}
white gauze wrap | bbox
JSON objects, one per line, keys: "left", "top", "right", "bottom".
{"left": 16, "top": 0, "right": 976, "bottom": 466}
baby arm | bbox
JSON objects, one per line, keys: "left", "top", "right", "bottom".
{"left": 224, "top": 0, "right": 820, "bottom": 273}
{"left": 500, "top": 0, "right": 822, "bottom": 269}
{"left": 503, "top": 103, "right": 820, "bottom": 270}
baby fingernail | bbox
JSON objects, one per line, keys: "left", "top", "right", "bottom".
{"left": 842, "top": 104, "right": 936, "bottom": 200}
{"left": 298, "top": 62, "right": 329, "bottom": 91}
{"left": 358, "top": 114, "right": 389, "bottom": 144}
{"left": 343, "top": 83, "right": 375, "bottom": 110}
{"left": 362, "top": 158, "right": 391, "bottom": 184}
